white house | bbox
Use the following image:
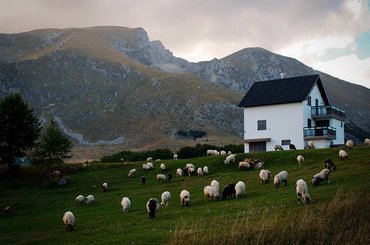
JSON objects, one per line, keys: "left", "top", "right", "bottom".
{"left": 238, "top": 75, "right": 345, "bottom": 153}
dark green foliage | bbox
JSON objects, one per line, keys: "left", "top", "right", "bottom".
{"left": 177, "top": 146, "right": 198, "bottom": 159}
{"left": 0, "top": 94, "right": 41, "bottom": 171}
{"left": 101, "top": 148, "right": 173, "bottom": 162}
{"left": 177, "top": 143, "right": 244, "bottom": 159}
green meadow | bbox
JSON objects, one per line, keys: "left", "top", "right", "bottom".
{"left": 1, "top": 147, "right": 369, "bottom": 244}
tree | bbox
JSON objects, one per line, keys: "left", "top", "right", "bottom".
{"left": 34, "top": 120, "right": 73, "bottom": 165}
{"left": 0, "top": 93, "right": 41, "bottom": 171}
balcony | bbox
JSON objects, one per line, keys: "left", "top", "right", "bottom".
{"left": 311, "top": 106, "right": 345, "bottom": 120}
{"left": 304, "top": 126, "right": 336, "bottom": 140}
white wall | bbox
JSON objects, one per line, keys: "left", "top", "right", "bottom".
{"left": 304, "top": 139, "right": 330, "bottom": 149}
{"left": 331, "top": 118, "right": 345, "bottom": 145}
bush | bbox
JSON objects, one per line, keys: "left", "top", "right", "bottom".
{"left": 100, "top": 148, "right": 173, "bottom": 162}
{"left": 177, "top": 144, "right": 244, "bottom": 159}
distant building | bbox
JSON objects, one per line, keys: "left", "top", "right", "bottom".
{"left": 238, "top": 75, "right": 345, "bottom": 152}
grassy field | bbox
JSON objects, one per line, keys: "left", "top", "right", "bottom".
{"left": 0, "top": 147, "right": 369, "bottom": 244}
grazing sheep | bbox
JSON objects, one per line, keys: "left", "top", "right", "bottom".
{"left": 339, "top": 150, "right": 348, "bottom": 159}
{"left": 222, "top": 183, "right": 236, "bottom": 200}
{"left": 254, "top": 161, "right": 264, "bottom": 169}
{"left": 63, "top": 211, "right": 75, "bottom": 231}
{"left": 180, "top": 190, "right": 191, "bottom": 206}
{"left": 274, "top": 145, "right": 284, "bottom": 151}
{"left": 274, "top": 171, "right": 288, "bottom": 188}
{"left": 203, "top": 186, "right": 220, "bottom": 200}
{"left": 346, "top": 140, "right": 354, "bottom": 149}
{"left": 203, "top": 166, "right": 209, "bottom": 175}
{"left": 186, "top": 163, "right": 195, "bottom": 169}
{"left": 213, "top": 150, "right": 220, "bottom": 155}
{"left": 143, "top": 163, "right": 151, "bottom": 170}
{"left": 156, "top": 159, "right": 161, "bottom": 162}
{"left": 259, "top": 169, "right": 271, "bottom": 184}
{"left": 176, "top": 168, "right": 183, "bottom": 177}
{"left": 3, "top": 206, "right": 11, "bottom": 216}
{"left": 324, "top": 158, "right": 337, "bottom": 171}
{"left": 220, "top": 150, "right": 227, "bottom": 155}
{"left": 85, "top": 195, "right": 95, "bottom": 205}
{"left": 75, "top": 195, "right": 85, "bottom": 205}
{"left": 121, "top": 197, "right": 131, "bottom": 213}
{"left": 146, "top": 198, "right": 160, "bottom": 219}
{"left": 161, "top": 191, "right": 171, "bottom": 206}
{"left": 146, "top": 157, "right": 153, "bottom": 161}
{"left": 296, "top": 179, "right": 311, "bottom": 204}
{"left": 307, "top": 141, "right": 315, "bottom": 149}
{"left": 224, "top": 154, "right": 236, "bottom": 165}
{"left": 206, "top": 149, "right": 215, "bottom": 156}
{"left": 210, "top": 180, "right": 220, "bottom": 193}
{"left": 147, "top": 162, "right": 154, "bottom": 169}
{"left": 289, "top": 144, "right": 296, "bottom": 150}
{"left": 235, "top": 181, "right": 246, "bottom": 198}
{"left": 227, "top": 151, "right": 232, "bottom": 155}
{"left": 311, "top": 169, "right": 331, "bottom": 186}
{"left": 364, "top": 138, "right": 370, "bottom": 146}
{"left": 52, "top": 170, "right": 61, "bottom": 178}
{"left": 173, "top": 154, "right": 178, "bottom": 160}
{"left": 238, "top": 161, "right": 251, "bottom": 169}
{"left": 297, "top": 155, "right": 304, "bottom": 166}
{"left": 141, "top": 176, "right": 146, "bottom": 185}
{"left": 160, "top": 163, "right": 166, "bottom": 172}
{"left": 156, "top": 174, "right": 167, "bottom": 183}
{"left": 188, "top": 167, "right": 196, "bottom": 176}
{"left": 197, "top": 167, "right": 203, "bottom": 176}
{"left": 102, "top": 182, "right": 108, "bottom": 192}
{"left": 128, "top": 168, "right": 136, "bottom": 178}
{"left": 167, "top": 174, "right": 173, "bottom": 182}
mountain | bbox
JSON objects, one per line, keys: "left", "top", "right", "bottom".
{"left": 0, "top": 26, "right": 369, "bottom": 156}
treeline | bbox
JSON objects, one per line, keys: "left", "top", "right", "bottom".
{"left": 100, "top": 144, "right": 244, "bottom": 162}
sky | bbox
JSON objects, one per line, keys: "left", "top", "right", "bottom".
{"left": 0, "top": 0, "right": 369, "bottom": 89}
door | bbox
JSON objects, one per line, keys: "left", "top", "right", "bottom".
{"left": 249, "top": 142, "right": 266, "bottom": 152}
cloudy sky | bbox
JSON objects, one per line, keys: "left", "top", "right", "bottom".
{"left": 1, "top": 0, "right": 369, "bottom": 88}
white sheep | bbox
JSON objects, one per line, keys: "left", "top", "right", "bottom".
{"left": 210, "top": 180, "right": 220, "bottom": 193}
{"left": 146, "top": 157, "right": 153, "bottom": 161}
{"left": 274, "top": 171, "right": 288, "bottom": 188}
{"left": 238, "top": 161, "right": 251, "bottom": 169}
{"left": 160, "top": 163, "right": 166, "bottom": 172}
{"left": 128, "top": 168, "right": 136, "bottom": 178}
{"left": 206, "top": 149, "right": 214, "bottom": 156}
{"left": 197, "top": 167, "right": 203, "bottom": 176}
{"left": 346, "top": 140, "right": 354, "bottom": 149}
{"left": 176, "top": 168, "right": 183, "bottom": 177}
{"left": 143, "top": 163, "right": 151, "bottom": 170}
{"left": 220, "top": 150, "right": 227, "bottom": 155}
{"left": 173, "top": 154, "right": 178, "bottom": 160}
{"left": 254, "top": 161, "right": 264, "bottom": 169}
{"left": 311, "top": 169, "right": 331, "bottom": 186}
{"left": 3, "top": 206, "right": 11, "bottom": 216}
{"left": 85, "top": 195, "right": 95, "bottom": 205}
{"left": 274, "top": 145, "right": 284, "bottom": 151}
{"left": 121, "top": 197, "right": 131, "bottom": 213}
{"left": 235, "top": 181, "right": 246, "bottom": 198}
{"left": 63, "top": 211, "right": 75, "bottom": 231}
{"left": 161, "top": 191, "right": 171, "bottom": 206}
{"left": 180, "top": 190, "right": 191, "bottom": 206}
{"left": 203, "top": 185, "right": 220, "bottom": 200}
{"left": 186, "top": 163, "right": 195, "bottom": 169}
{"left": 227, "top": 151, "right": 232, "bottom": 155}
{"left": 203, "top": 166, "right": 209, "bottom": 175}
{"left": 364, "top": 138, "right": 370, "bottom": 146}
{"left": 147, "top": 162, "right": 154, "bottom": 169}
{"left": 102, "top": 182, "right": 108, "bottom": 192}
{"left": 296, "top": 179, "right": 311, "bottom": 204}
{"left": 259, "top": 169, "right": 271, "bottom": 184}
{"left": 297, "top": 155, "right": 304, "bottom": 166}
{"left": 188, "top": 167, "right": 196, "bottom": 176}
{"left": 75, "top": 195, "right": 85, "bottom": 205}
{"left": 146, "top": 198, "right": 160, "bottom": 219}
{"left": 307, "top": 141, "right": 315, "bottom": 149}
{"left": 157, "top": 174, "right": 167, "bottom": 183}
{"left": 213, "top": 150, "right": 220, "bottom": 155}
{"left": 339, "top": 150, "right": 348, "bottom": 159}
{"left": 224, "top": 154, "right": 236, "bottom": 165}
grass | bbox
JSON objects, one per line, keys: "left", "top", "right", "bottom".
{"left": 0, "top": 147, "right": 369, "bottom": 244}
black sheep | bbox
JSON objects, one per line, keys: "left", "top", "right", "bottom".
{"left": 222, "top": 183, "right": 236, "bottom": 200}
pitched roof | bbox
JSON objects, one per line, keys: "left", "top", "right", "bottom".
{"left": 238, "top": 74, "right": 329, "bottom": 107}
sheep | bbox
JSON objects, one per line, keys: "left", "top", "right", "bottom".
{"left": 141, "top": 176, "right": 146, "bottom": 185}
{"left": 274, "top": 145, "right": 284, "bottom": 151}
{"left": 307, "top": 141, "right": 315, "bottom": 149}
{"left": 63, "top": 211, "right": 75, "bottom": 231}
{"left": 324, "top": 158, "right": 337, "bottom": 171}
{"left": 274, "top": 171, "right": 288, "bottom": 188}
{"left": 364, "top": 138, "right": 370, "bottom": 146}
{"left": 180, "top": 190, "right": 191, "bottom": 206}
{"left": 203, "top": 166, "right": 209, "bottom": 175}
{"left": 188, "top": 167, "right": 196, "bottom": 176}
{"left": 52, "top": 170, "right": 61, "bottom": 178}
{"left": 186, "top": 163, "right": 195, "bottom": 169}
{"left": 146, "top": 162, "right": 154, "bottom": 169}
{"left": 220, "top": 150, "right": 227, "bottom": 155}
{"left": 206, "top": 149, "right": 214, "bottom": 156}
{"left": 297, "top": 155, "right": 304, "bottom": 166}
{"left": 143, "top": 163, "right": 151, "bottom": 170}
{"left": 155, "top": 159, "right": 161, "bottom": 162}
{"left": 167, "top": 174, "right": 173, "bottom": 182}
{"left": 311, "top": 169, "right": 331, "bottom": 186}
{"left": 222, "top": 183, "right": 236, "bottom": 200}
{"left": 146, "top": 198, "right": 160, "bottom": 219}
{"left": 339, "top": 150, "right": 348, "bottom": 159}
{"left": 289, "top": 144, "right": 296, "bottom": 150}
{"left": 235, "top": 181, "right": 246, "bottom": 198}
{"left": 102, "top": 182, "right": 108, "bottom": 192}
{"left": 238, "top": 161, "right": 251, "bottom": 169}
{"left": 259, "top": 169, "right": 271, "bottom": 184}
{"left": 121, "top": 197, "right": 131, "bottom": 213}
{"left": 224, "top": 154, "right": 236, "bottom": 165}
{"left": 213, "top": 150, "right": 220, "bottom": 155}
{"left": 197, "top": 167, "right": 203, "bottom": 176}
{"left": 210, "top": 180, "right": 220, "bottom": 193}
{"left": 296, "top": 179, "right": 311, "bottom": 204}
{"left": 156, "top": 174, "right": 167, "bottom": 183}
{"left": 173, "top": 154, "right": 178, "bottom": 160}
{"left": 176, "top": 168, "right": 183, "bottom": 177}
{"left": 75, "top": 195, "right": 85, "bottom": 205}
{"left": 161, "top": 191, "right": 171, "bottom": 206}
{"left": 146, "top": 157, "right": 153, "bottom": 161}
{"left": 346, "top": 140, "right": 354, "bottom": 149}
{"left": 254, "top": 161, "right": 264, "bottom": 169}
{"left": 160, "top": 163, "right": 166, "bottom": 172}
{"left": 227, "top": 151, "right": 232, "bottom": 155}
{"left": 128, "top": 168, "right": 136, "bottom": 178}
{"left": 203, "top": 186, "right": 220, "bottom": 200}
{"left": 85, "top": 195, "right": 95, "bottom": 205}
{"left": 3, "top": 206, "right": 11, "bottom": 216}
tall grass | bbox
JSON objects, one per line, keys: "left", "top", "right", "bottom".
{"left": 169, "top": 190, "right": 370, "bottom": 245}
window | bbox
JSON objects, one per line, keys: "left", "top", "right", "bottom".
{"left": 307, "top": 96, "right": 311, "bottom": 106}
{"left": 281, "top": 140, "right": 291, "bottom": 145}
{"left": 257, "top": 120, "right": 266, "bottom": 130}
{"left": 307, "top": 119, "right": 312, "bottom": 128}
{"left": 340, "top": 122, "right": 343, "bottom": 128}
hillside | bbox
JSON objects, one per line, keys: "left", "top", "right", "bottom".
{"left": 0, "top": 26, "right": 369, "bottom": 155}
{"left": 0, "top": 147, "right": 369, "bottom": 244}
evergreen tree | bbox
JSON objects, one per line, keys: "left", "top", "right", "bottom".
{"left": 0, "top": 94, "right": 41, "bottom": 171}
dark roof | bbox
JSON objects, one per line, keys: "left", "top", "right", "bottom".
{"left": 238, "top": 75, "right": 329, "bottom": 107}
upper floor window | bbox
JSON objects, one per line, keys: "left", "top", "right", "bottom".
{"left": 307, "top": 96, "right": 311, "bottom": 106}
{"left": 257, "top": 120, "right": 266, "bottom": 130}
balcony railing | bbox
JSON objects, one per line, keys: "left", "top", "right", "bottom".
{"left": 311, "top": 106, "right": 345, "bottom": 119}
{"left": 303, "top": 126, "right": 336, "bottom": 139}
